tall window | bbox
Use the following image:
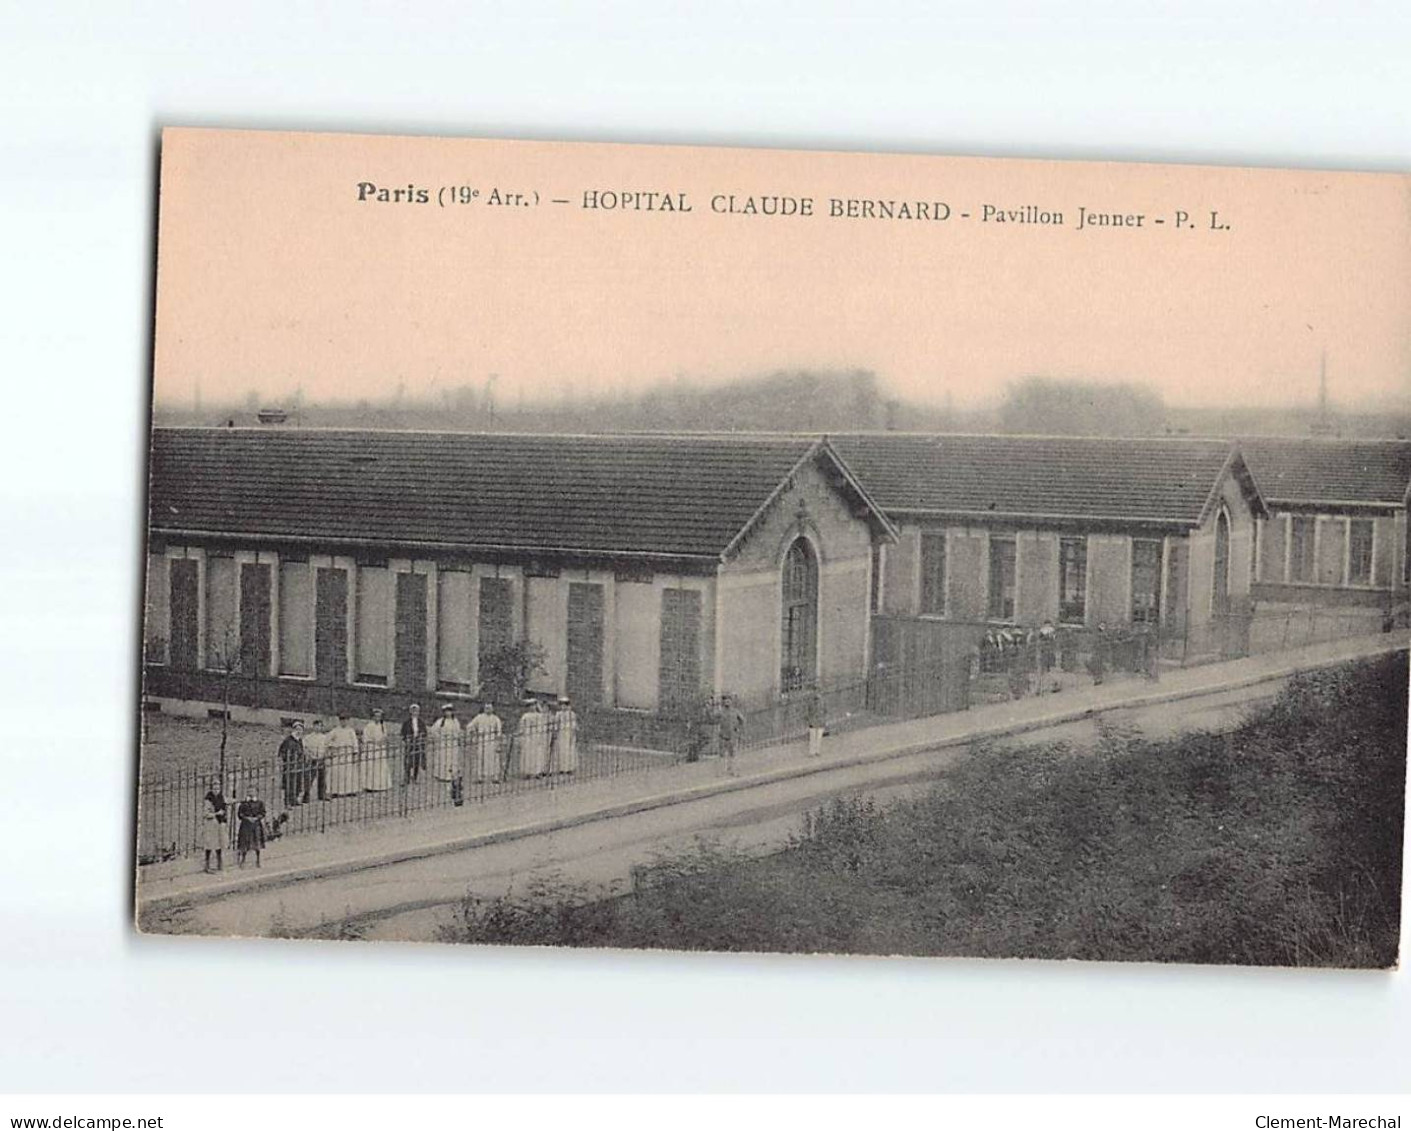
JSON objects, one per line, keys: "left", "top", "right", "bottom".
{"left": 204, "top": 555, "right": 238, "bottom": 669}
{"left": 1290, "top": 516, "right": 1316, "bottom": 583}
{"left": 781, "top": 538, "right": 819, "bottom": 691}
{"left": 919, "top": 531, "right": 946, "bottom": 616}
{"left": 354, "top": 564, "right": 393, "bottom": 684}
{"left": 278, "top": 560, "right": 313, "bottom": 677}
{"left": 1348, "top": 519, "right": 1374, "bottom": 586}
{"left": 1131, "top": 539, "right": 1163, "bottom": 625}
{"left": 437, "top": 569, "right": 475, "bottom": 689}
{"left": 1059, "top": 537, "right": 1087, "bottom": 625}
{"left": 870, "top": 544, "right": 883, "bottom": 614}
{"left": 987, "top": 536, "right": 1016, "bottom": 622}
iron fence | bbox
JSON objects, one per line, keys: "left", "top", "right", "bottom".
{"left": 137, "top": 599, "right": 1405, "bottom": 865}
{"left": 137, "top": 712, "right": 680, "bottom": 864}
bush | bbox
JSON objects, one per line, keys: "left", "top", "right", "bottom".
{"left": 437, "top": 654, "right": 1406, "bottom": 967}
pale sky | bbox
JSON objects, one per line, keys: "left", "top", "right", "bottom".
{"left": 153, "top": 128, "right": 1411, "bottom": 410}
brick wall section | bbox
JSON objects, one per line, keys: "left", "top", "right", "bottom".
{"left": 566, "top": 581, "right": 606, "bottom": 706}
{"left": 238, "top": 563, "right": 271, "bottom": 676}
{"left": 394, "top": 571, "right": 427, "bottom": 692}
{"left": 315, "top": 567, "right": 348, "bottom": 685}
{"left": 169, "top": 558, "right": 199, "bottom": 670}
{"left": 658, "top": 587, "right": 702, "bottom": 711}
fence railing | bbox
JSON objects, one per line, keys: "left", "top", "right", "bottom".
{"left": 137, "top": 713, "right": 679, "bottom": 865}
{"left": 138, "top": 600, "right": 1406, "bottom": 865}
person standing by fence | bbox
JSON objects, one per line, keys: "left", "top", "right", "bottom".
{"left": 325, "top": 711, "right": 362, "bottom": 798}
{"left": 201, "top": 776, "right": 227, "bottom": 873}
{"left": 806, "top": 689, "right": 825, "bottom": 758}
{"left": 466, "top": 701, "right": 502, "bottom": 784}
{"left": 304, "top": 717, "right": 329, "bottom": 802}
{"left": 362, "top": 707, "right": 393, "bottom": 792}
{"left": 720, "top": 694, "right": 745, "bottom": 777}
{"left": 551, "top": 695, "right": 579, "bottom": 776}
{"left": 516, "top": 698, "right": 551, "bottom": 778}
{"left": 278, "top": 720, "right": 307, "bottom": 808}
{"left": 236, "top": 784, "right": 266, "bottom": 868}
{"left": 401, "top": 703, "right": 426, "bottom": 785}
{"left": 429, "top": 703, "right": 464, "bottom": 804}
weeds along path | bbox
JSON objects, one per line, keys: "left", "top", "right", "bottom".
{"left": 168, "top": 679, "right": 1284, "bottom": 943}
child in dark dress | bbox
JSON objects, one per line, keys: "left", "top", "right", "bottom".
{"left": 236, "top": 785, "right": 267, "bottom": 868}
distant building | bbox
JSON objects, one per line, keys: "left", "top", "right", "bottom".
{"left": 142, "top": 428, "right": 895, "bottom": 720}
{"left": 1242, "top": 438, "right": 1411, "bottom": 608}
{"left": 256, "top": 407, "right": 288, "bottom": 425}
{"left": 832, "top": 434, "right": 1267, "bottom": 659}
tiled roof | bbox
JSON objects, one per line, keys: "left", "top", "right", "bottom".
{"left": 148, "top": 428, "right": 861, "bottom": 561}
{"left": 1240, "top": 437, "right": 1411, "bottom": 509}
{"left": 830, "top": 433, "right": 1253, "bottom": 527}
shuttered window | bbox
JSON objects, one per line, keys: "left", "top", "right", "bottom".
{"left": 204, "top": 555, "right": 238, "bottom": 669}
{"left": 278, "top": 561, "right": 313, "bottom": 676}
{"left": 355, "top": 566, "right": 393, "bottom": 683}
{"left": 438, "top": 569, "right": 475, "bottom": 688}
{"left": 919, "top": 532, "right": 946, "bottom": 616}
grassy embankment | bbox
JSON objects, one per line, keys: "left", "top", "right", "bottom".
{"left": 439, "top": 654, "right": 1406, "bottom": 967}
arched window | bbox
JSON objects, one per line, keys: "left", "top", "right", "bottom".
{"left": 1213, "top": 509, "right": 1231, "bottom": 614}
{"left": 781, "top": 538, "right": 819, "bottom": 692}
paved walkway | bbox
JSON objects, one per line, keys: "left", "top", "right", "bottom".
{"left": 135, "top": 631, "right": 1407, "bottom": 912}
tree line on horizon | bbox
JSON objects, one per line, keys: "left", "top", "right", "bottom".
{"left": 151, "top": 370, "right": 1411, "bottom": 439}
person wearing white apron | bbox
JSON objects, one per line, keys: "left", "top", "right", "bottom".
{"left": 325, "top": 712, "right": 362, "bottom": 798}
{"left": 515, "top": 698, "right": 550, "bottom": 778}
{"left": 551, "top": 696, "right": 579, "bottom": 775}
{"left": 428, "top": 704, "right": 463, "bottom": 785}
{"left": 466, "top": 702, "right": 503, "bottom": 783}
{"left": 361, "top": 707, "right": 393, "bottom": 792}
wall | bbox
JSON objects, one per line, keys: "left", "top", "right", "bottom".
{"left": 718, "top": 453, "right": 878, "bottom": 706}
{"left": 1016, "top": 531, "right": 1060, "bottom": 624}
{"left": 1252, "top": 507, "right": 1406, "bottom": 605}
{"left": 1087, "top": 535, "right": 1131, "bottom": 627}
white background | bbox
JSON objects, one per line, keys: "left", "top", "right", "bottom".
{"left": 1, "top": 1, "right": 1409, "bottom": 1095}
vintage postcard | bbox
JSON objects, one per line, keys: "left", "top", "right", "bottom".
{"left": 136, "top": 127, "right": 1408, "bottom": 966}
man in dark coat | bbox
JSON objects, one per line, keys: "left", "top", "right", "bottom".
{"left": 401, "top": 702, "right": 427, "bottom": 784}
{"left": 278, "top": 720, "right": 308, "bottom": 807}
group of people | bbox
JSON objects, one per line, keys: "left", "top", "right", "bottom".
{"left": 199, "top": 781, "right": 267, "bottom": 872}
{"left": 276, "top": 696, "right": 581, "bottom": 810}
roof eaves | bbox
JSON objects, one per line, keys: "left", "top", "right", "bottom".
{"left": 149, "top": 526, "right": 722, "bottom": 564}
{"left": 816, "top": 436, "right": 900, "bottom": 543}
{"left": 882, "top": 506, "right": 1198, "bottom": 529}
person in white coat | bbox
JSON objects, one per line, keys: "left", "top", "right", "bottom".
{"left": 361, "top": 707, "right": 393, "bottom": 792}
{"left": 466, "top": 702, "right": 503, "bottom": 784}
{"left": 325, "top": 711, "right": 362, "bottom": 798}
{"left": 515, "top": 698, "right": 551, "bottom": 778}
{"left": 550, "top": 695, "right": 579, "bottom": 776}
{"left": 428, "top": 703, "right": 464, "bottom": 802}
